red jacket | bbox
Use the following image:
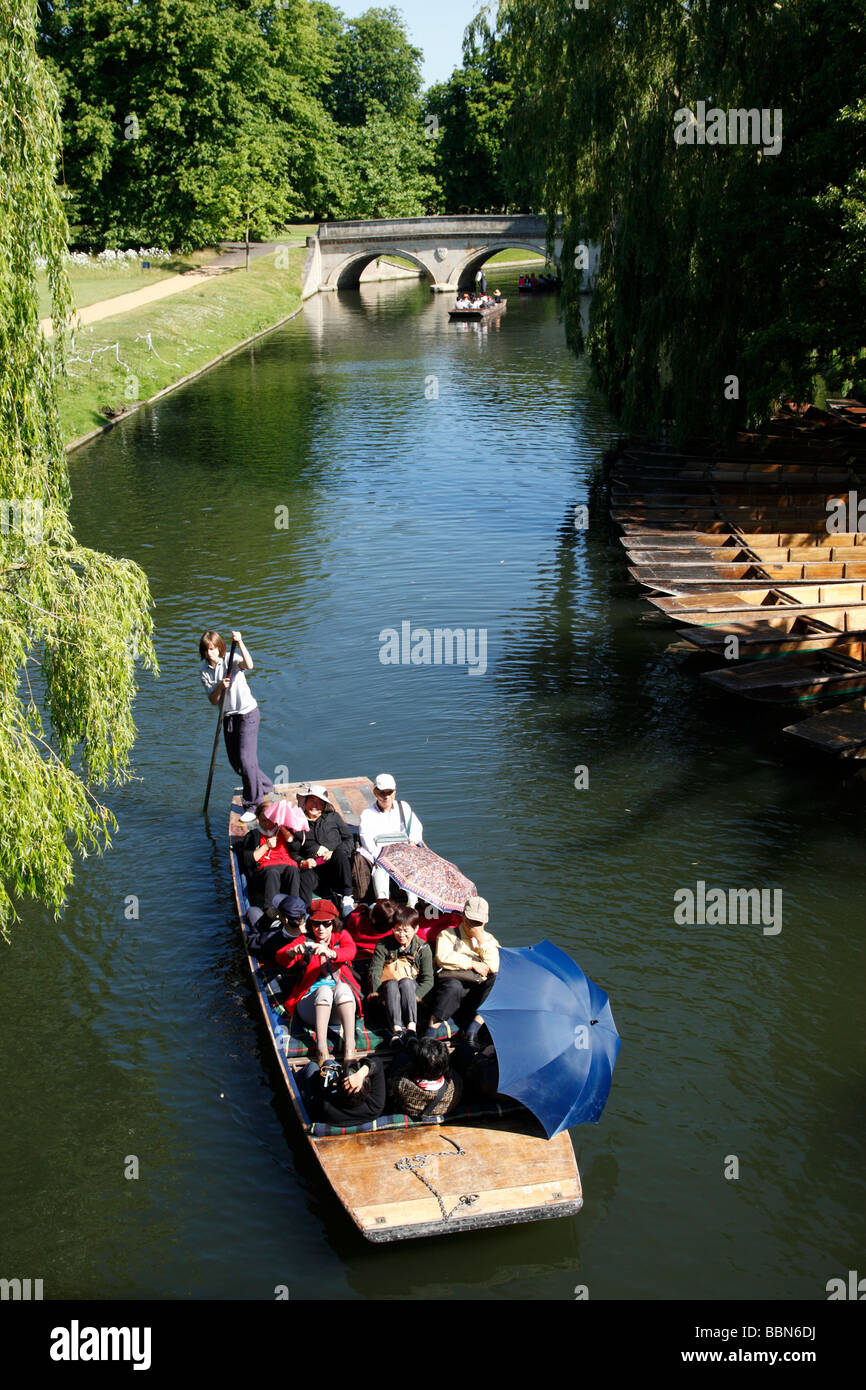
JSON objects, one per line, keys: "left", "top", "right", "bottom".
{"left": 417, "top": 911, "right": 462, "bottom": 949}
{"left": 344, "top": 905, "right": 393, "bottom": 959}
{"left": 275, "top": 930, "right": 362, "bottom": 1016}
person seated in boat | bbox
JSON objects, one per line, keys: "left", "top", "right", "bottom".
{"left": 493, "top": 289, "right": 502, "bottom": 302}
{"left": 297, "top": 1055, "right": 387, "bottom": 1127}
{"left": 358, "top": 774, "right": 422, "bottom": 904}
{"left": 451, "top": 1041, "right": 499, "bottom": 1099}
{"left": 366, "top": 906, "right": 434, "bottom": 1046}
{"left": 389, "top": 1037, "right": 463, "bottom": 1118}
{"left": 288, "top": 784, "right": 356, "bottom": 918}
{"left": 416, "top": 902, "right": 463, "bottom": 951}
{"left": 239, "top": 795, "right": 301, "bottom": 909}
{"left": 246, "top": 894, "right": 307, "bottom": 960}
{"left": 424, "top": 896, "right": 499, "bottom": 1045}
{"left": 274, "top": 899, "right": 361, "bottom": 1068}
{"left": 344, "top": 897, "right": 400, "bottom": 968}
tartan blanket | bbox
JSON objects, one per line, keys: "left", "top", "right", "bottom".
{"left": 258, "top": 961, "right": 459, "bottom": 1057}
{"left": 309, "top": 1095, "right": 524, "bottom": 1138}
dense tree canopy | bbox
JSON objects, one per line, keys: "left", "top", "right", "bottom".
{"left": 500, "top": 0, "right": 866, "bottom": 439}
{"left": 339, "top": 100, "right": 440, "bottom": 219}
{"left": 36, "top": 0, "right": 439, "bottom": 242}
{"left": 1, "top": 0, "right": 157, "bottom": 936}
{"left": 325, "top": 5, "right": 422, "bottom": 127}
{"left": 426, "top": 17, "right": 523, "bottom": 214}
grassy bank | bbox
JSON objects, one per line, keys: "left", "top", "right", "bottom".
{"left": 59, "top": 247, "right": 306, "bottom": 446}
{"left": 38, "top": 251, "right": 220, "bottom": 319}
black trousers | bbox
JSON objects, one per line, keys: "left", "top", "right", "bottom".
{"left": 430, "top": 973, "right": 495, "bottom": 1027}
{"left": 299, "top": 845, "right": 353, "bottom": 907}
{"left": 380, "top": 977, "right": 418, "bottom": 1030}
{"left": 252, "top": 861, "right": 301, "bottom": 911}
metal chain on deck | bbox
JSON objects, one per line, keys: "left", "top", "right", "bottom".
{"left": 395, "top": 1136, "right": 479, "bottom": 1221}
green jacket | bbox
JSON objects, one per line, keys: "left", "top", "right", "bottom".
{"left": 368, "top": 932, "right": 434, "bottom": 1000}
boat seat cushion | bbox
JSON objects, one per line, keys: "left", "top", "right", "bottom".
{"left": 309, "top": 1095, "right": 525, "bottom": 1138}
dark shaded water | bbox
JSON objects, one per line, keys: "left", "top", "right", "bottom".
{"left": 1, "top": 272, "right": 864, "bottom": 1300}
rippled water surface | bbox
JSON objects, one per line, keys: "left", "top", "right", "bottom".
{"left": 2, "top": 274, "right": 864, "bottom": 1299}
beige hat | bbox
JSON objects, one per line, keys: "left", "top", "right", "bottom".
{"left": 463, "top": 895, "right": 489, "bottom": 924}
{"left": 373, "top": 773, "right": 396, "bottom": 792}
{"left": 299, "top": 782, "right": 330, "bottom": 803}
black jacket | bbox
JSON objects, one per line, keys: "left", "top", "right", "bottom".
{"left": 289, "top": 808, "right": 355, "bottom": 863}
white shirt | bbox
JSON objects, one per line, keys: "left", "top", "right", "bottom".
{"left": 200, "top": 651, "right": 257, "bottom": 716}
{"left": 359, "top": 799, "right": 422, "bottom": 863}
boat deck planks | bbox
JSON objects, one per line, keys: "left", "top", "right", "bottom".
{"left": 321, "top": 1123, "right": 581, "bottom": 1241}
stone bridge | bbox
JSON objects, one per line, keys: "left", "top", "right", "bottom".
{"left": 301, "top": 215, "right": 596, "bottom": 296}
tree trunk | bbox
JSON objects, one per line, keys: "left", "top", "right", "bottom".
{"left": 245, "top": 210, "right": 250, "bottom": 272}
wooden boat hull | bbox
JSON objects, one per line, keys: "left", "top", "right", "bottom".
{"left": 646, "top": 585, "right": 866, "bottom": 625}
{"left": 229, "top": 777, "right": 582, "bottom": 1243}
{"left": 628, "top": 562, "right": 866, "bottom": 597}
{"left": 784, "top": 697, "right": 866, "bottom": 756}
{"left": 676, "top": 620, "right": 866, "bottom": 661}
{"left": 449, "top": 300, "right": 507, "bottom": 320}
{"left": 702, "top": 652, "right": 866, "bottom": 703}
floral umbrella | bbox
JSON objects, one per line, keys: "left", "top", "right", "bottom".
{"left": 375, "top": 842, "right": 476, "bottom": 913}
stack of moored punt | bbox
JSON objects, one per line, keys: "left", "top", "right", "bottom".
{"left": 611, "top": 400, "right": 866, "bottom": 756}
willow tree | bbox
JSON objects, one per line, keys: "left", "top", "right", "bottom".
{"left": 0, "top": 0, "right": 157, "bottom": 937}
{"left": 500, "top": 0, "right": 866, "bottom": 441}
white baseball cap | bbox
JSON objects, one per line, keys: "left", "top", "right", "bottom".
{"left": 373, "top": 774, "right": 396, "bottom": 792}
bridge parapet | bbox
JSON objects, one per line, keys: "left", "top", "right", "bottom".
{"left": 301, "top": 214, "right": 585, "bottom": 297}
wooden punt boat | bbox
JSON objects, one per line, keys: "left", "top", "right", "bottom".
{"left": 613, "top": 505, "right": 844, "bottom": 527}
{"left": 676, "top": 617, "right": 866, "bottom": 661}
{"left": 627, "top": 560, "right": 866, "bottom": 597}
{"left": 622, "top": 530, "right": 866, "bottom": 551}
{"left": 229, "top": 776, "right": 583, "bottom": 1244}
{"left": 784, "top": 698, "right": 866, "bottom": 756}
{"left": 448, "top": 299, "right": 507, "bottom": 320}
{"left": 645, "top": 584, "right": 866, "bottom": 626}
{"left": 623, "top": 544, "right": 866, "bottom": 565}
{"left": 826, "top": 398, "right": 866, "bottom": 430}
{"left": 518, "top": 278, "right": 561, "bottom": 293}
{"left": 702, "top": 651, "right": 866, "bottom": 703}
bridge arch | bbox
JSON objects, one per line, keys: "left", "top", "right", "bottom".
{"left": 451, "top": 241, "right": 554, "bottom": 290}
{"left": 326, "top": 247, "right": 431, "bottom": 290}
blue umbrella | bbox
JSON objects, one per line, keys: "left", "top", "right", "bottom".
{"left": 482, "top": 941, "right": 621, "bottom": 1138}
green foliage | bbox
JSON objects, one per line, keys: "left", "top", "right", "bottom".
{"left": 501, "top": 0, "right": 866, "bottom": 440}
{"left": 1, "top": 0, "right": 157, "bottom": 936}
{"left": 426, "top": 14, "right": 525, "bottom": 214}
{"left": 37, "top": 0, "right": 347, "bottom": 247}
{"left": 337, "top": 102, "right": 441, "bottom": 219}
{"left": 325, "top": 6, "right": 423, "bottom": 127}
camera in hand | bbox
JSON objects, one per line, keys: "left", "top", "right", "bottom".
{"left": 319, "top": 1060, "right": 345, "bottom": 1092}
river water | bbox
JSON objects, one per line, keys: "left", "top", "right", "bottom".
{"left": 2, "top": 271, "right": 864, "bottom": 1301}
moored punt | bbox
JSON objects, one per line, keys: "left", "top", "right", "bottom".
{"left": 627, "top": 560, "right": 866, "bottom": 597}
{"left": 702, "top": 652, "right": 866, "bottom": 704}
{"left": 624, "top": 544, "right": 866, "bottom": 565}
{"left": 622, "top": 530, "right": 866, "bottom": 549}
{"left": 676, "top": 617, "right": 866, "bottom": 662}
{"left": 518, "top": 277, "right": 561, "bottom": 292}
{"left": 645, "top": 583, "right": 866, "bottom": 625}
{"left": 448, "top": 298, "right": 507, "bottom": 320}
{"left": 826, "top": 397, "right": 866, "bottom": 430}
{"left": 784, "top": 697, "right": 866, "bottom": 756}
{"left": 229, "top": 777, "right": 583, "bottom": 1243}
